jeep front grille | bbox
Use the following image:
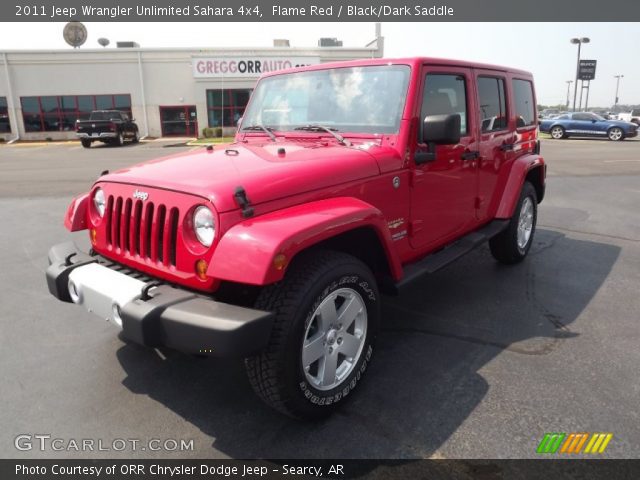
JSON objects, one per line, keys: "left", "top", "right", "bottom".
{"left": 105, "top": 195, "right": 179, "bottom": 266}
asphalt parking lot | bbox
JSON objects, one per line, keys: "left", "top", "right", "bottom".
{"left": 1, "top": 137, "right": 639, "bottom": 459}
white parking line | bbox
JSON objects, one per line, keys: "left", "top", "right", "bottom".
{"left": 603, "top": 159, "right": 640, "bottom": 163}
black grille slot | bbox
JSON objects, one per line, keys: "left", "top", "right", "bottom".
{"left": 169, "top": 208, "right": 179, "bottom": 267}
{"left": 156, "top": 205, "right": 166, "bottom": 264}
{"left": 123, "top": 198, "right": 132, "bottom": 252}
{"left": 144, "top": 203, "right": 154, "bottom": 260}
{"left": 105, "top": 195, "right": 114, "bottom": 246}
{"left": 133, "top": 200, "right": 143, "bottom": 255}
{"left": 113, "top": 197, "right": 123, "bottom": 249}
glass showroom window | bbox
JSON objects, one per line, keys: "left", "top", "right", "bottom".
{"left": 20, "top": 94, "right": 132, "bottom": 132}
{"left": 0, "top": 97, "right": 10, "bottom": 133}
{"left": 206, "top": 89, "right": 252, "bottom": 127}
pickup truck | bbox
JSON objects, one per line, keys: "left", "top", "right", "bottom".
{"left": 76, "top": 110, "right": 140, "bottom": 148}
{"left": 47, "top": 57, "right": 545, "bottom": 419}
{"left": 617, "top": 109, "right": 640, "bottom": 125}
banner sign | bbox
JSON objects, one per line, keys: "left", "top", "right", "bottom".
{"left": 192, "top": 56, "right": 320, "bottom": 78}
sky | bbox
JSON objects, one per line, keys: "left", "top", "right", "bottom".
{"left": 0, "top": 22, "right": 638, "bottom": 107}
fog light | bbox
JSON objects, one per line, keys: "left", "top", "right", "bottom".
{"left": 273, "top": 253, "right": 287, "bottom": 271}
{"left": 68, "top": 279, "right": 81, "bottom": 304}
{"left": 195, "top": 259, "right": 208, "bottom": 281}
{"left": 90, "top": 228, "right": 97, "bottom": 245}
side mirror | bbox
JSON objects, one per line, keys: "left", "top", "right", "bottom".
{"left": 423, "top": 114, "right": 461, "bottom": 145}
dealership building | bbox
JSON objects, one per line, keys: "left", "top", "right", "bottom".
{"left": 0, "top": 33, "right": 383, "bottom": 141}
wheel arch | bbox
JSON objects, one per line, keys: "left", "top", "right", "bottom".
{"left": 495, "top": 155, "right": 546, "bottom": 219}
{"left": 209, "top": 197, "right": 403, "bottom": 286}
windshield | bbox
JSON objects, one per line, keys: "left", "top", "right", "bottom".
{"left": 241, "top": 65, "right": 411, "bottom": 135}
{"left": 90, "top": 111, "right": 120, "bottom": 121}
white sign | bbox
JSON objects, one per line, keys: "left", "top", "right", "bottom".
{"left": 193, "top": 56, "right": 320, "bottom": 78}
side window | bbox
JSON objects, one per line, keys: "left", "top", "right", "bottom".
{"left": 512, "top": 79, "right": 535, "bottom": 127}
{"left": 573, "top": 113, "right": 590, "bottom": 121}
{"left": 477, "top": 76, "right": 507, "bottom": 132}
{"left": 421, "top": 73, "right": 468, "bottom": 141}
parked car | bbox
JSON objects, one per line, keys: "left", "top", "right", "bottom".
{"left": 617, "top": 109, "right": 640, "bottom": 125}
{"left": 539, "top": 108, "right": 561, "bottom": 119}
{"left": 76, "top": 110, "right": 139, "bottom": 148}
{"left": 539, "top": 112, "right": 638, "bottom": 141}
{"left": 46, "top": 57, "right": 545, "bottom": 419}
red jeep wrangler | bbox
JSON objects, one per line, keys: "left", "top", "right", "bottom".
{"left": 47, "top": 58, "right": 545, "bottom": 419}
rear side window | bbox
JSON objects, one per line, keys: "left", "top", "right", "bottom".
{"left": 512, "top": 79, "right": 535, "bottom": 127}
{"left": 477, "top": 76, "right": 507, "bottom": 132}
{"left": 421, "top": 73, "right": 468, "bottom": 138}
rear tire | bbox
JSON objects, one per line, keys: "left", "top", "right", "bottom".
{"left": 245, "top": 250, "right": 379, "bottom": 419}
{"left": 549, "top": 126, "right": 565, "bottom": 139}
{"left": 80, "top": 139, "right": 92, "bottom": 148}
{"left": 490, "top": 181, "right": 537, "bottom": 264}
{"left": 132, "top": 130, "right": 140, "bottom": 143}
{"left": 114, "top": 132, "right": 124, "bottom": 146}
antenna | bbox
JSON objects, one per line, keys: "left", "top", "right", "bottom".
{"left": 97, "top": 38, "right": 110, "bottom": 48}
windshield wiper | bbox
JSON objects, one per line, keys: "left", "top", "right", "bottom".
{"left": 242, "top": 124, "right": 276, "bottom": 142}
{"left": 294, "top": 124, "right": 351, "bottom": 146}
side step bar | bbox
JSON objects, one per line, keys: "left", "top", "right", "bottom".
{"left": 389, "top": 220, "right": 509, "bottom": 293}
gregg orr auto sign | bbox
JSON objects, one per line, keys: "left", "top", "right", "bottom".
{"left": 193, "top": 57, "right": 320, "bottom": 78}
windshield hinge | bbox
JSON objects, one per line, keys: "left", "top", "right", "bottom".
{"left": 234, "top": 186, "right": 254, "bottom": 218}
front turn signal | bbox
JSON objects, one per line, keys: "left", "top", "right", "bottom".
{"left": 195, "top": 259, "right": 208, "bottom": 281}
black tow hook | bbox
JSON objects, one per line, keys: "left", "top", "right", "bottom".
{"left": 140, "top": 281, "right": 163, "bottom": 301}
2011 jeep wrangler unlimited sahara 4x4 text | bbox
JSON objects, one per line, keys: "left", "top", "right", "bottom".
{"left": 47, "top": 58, "right": 545, "bottom": 419}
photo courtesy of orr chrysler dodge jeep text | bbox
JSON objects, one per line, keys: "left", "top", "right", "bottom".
{"left": 46, "top": 57, "right": 545, "bottom": 419}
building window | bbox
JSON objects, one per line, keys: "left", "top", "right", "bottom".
{"left": 20, "top": 94, "right": 132, "bottom": 132}
{"left": 0, "top": 97, "right": 10, "bottom": 133}
{"left": 512, "top": 79, "right": 536, "bottom": 127}
{"left": 206, "top": 89, "right": 252, "bottom": 127}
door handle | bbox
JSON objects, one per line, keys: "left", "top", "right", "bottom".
{"left": 461, "top": 150, "right": 479, "bottom": 161}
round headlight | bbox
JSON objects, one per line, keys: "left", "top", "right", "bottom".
{"left": 93, "top": 188, "right": 106, "bottom": 217}
{"left": 193, "top": 206, "right": 215, "bottom": 247}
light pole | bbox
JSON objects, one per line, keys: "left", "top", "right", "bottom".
{"left": 614, "top": 74, "right": 624, "bottom": 109}
{"left": 565, "top": 80, "right": 573, "bottom": 110}
{"left": 570, "top": 37, "right": 590, "bottom": 111}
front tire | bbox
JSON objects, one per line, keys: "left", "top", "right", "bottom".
{"left": 607, "top": 127, "right": 624, "bottom": 141}
{"left": 245, "top": 250, "right": 379, "bottom": 419}
{"left": 490, "top": 181, "right": 537, "bottom": 264}
{"left": 132, "top": 130, "right": 140, "bottom": 143}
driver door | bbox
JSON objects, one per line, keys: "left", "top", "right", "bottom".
{"left": 409, "top": 66, "right": 480, "bottom": 251}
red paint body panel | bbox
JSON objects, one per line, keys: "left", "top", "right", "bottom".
{"left": 210, "top": 197, "right": 402, "bottom": 285}
{"left": 100, "top": 142, "right": 380, "bottom": 213}
{"left": 62, "top": 56, "right": 545, "bottom": 292}
{"left": 495, "top": 154, "right": 545, "bottom": 219}
{"left": 64, "top": 193, "right": 89, "bottom": 232}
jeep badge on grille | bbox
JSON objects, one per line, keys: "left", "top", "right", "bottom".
{"left": 132, "top": 190, "right": 149, "bottom": 201}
